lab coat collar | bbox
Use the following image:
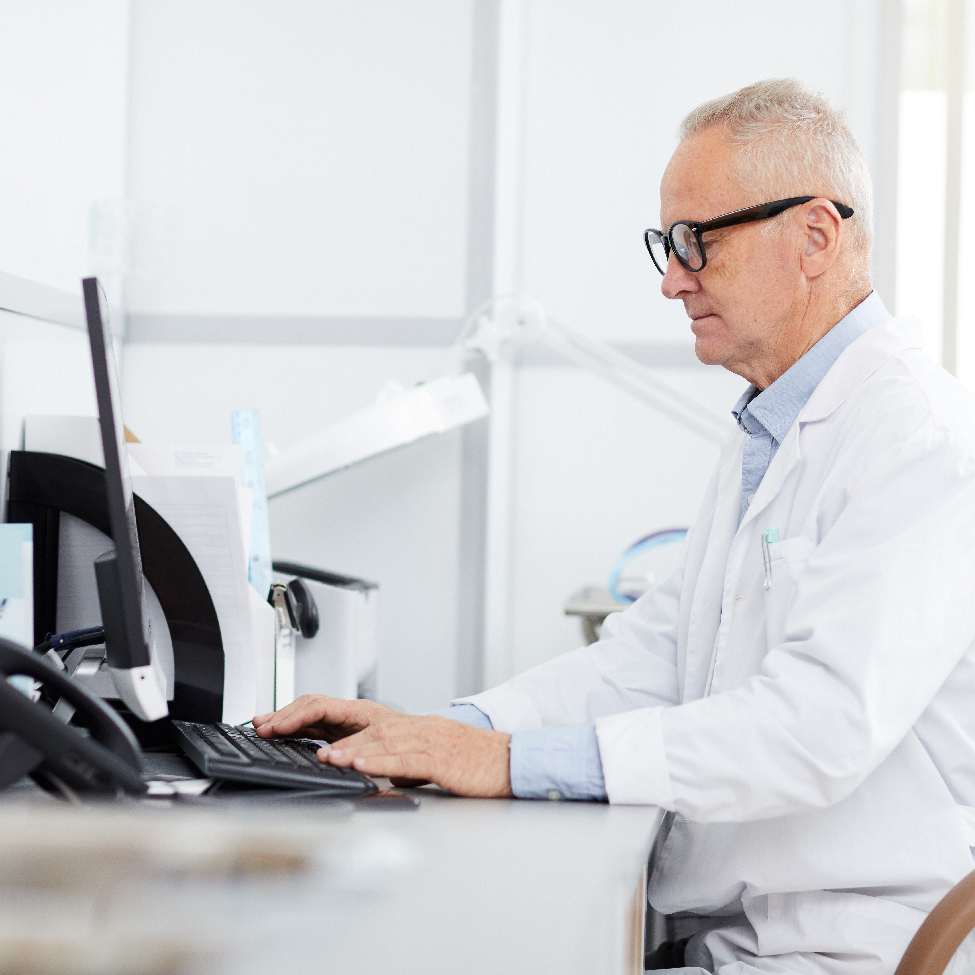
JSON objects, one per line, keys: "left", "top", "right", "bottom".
{"left": 734, "top": 315, "right": 918, "bottom": 536}
{"left": 798, "top": 315, "right": 920, "bottom": 424}
{"left": 737, "top": 291, "right": 890, "bottom": 446}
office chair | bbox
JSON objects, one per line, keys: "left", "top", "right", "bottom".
{"left": 894, "top": 869, "right": 975, "bottom": 975}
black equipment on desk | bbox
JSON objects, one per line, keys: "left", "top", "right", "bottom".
{"left": 0, "top": 636, "right": 376, "bottom": 797}
{"left": 21, "top": 275, "right": 375, "bottom": 798}
{"left": 171, "top": 721, "right": 377, "bottom": 795}
{"left": 0, "top": 639, "right": 146, "bottom": 796}
{"left": 5, "top": 449, "right": 226, "bottom": 724}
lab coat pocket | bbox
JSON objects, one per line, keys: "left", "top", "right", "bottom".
{"left": 763, "top": 535, "right": 815, "bottom": 649}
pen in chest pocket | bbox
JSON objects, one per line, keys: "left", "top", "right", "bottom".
{"left": 762, "top": 527, "right": 780, "bottom": 590}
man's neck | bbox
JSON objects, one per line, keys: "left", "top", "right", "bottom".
{"left": 747, "top": 282, "right": 873, "bottom": 390}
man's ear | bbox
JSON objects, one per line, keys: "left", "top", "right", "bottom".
{"left": 799, "top": 201, "right": 843, "bottom": 279}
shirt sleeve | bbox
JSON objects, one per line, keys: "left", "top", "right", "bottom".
{"left": 428, "top": 703, "right": 494, "bottom": 729}
{"left": 432, "top": 705, "right": 606, "bottom": 799}
{"left": 509, "top": 725, "right": 607, "bottom": 800}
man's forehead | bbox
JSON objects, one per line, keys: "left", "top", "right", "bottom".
{"left": 659, "top": 127, "right": 746, "bottom": 226}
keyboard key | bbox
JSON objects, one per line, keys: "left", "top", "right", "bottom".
{"left": 276, "top": 744, "right": 321, "bottom": 768}
{"left": 194, "top": 728, "right": 244, "bottom": 760}
{"left": 222, "top": 728, "right": 275, "bottom": 763}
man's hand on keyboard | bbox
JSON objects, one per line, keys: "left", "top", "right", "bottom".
{"left": 321, "top": 715, "right": 513, "bottom": 798}
{"left": 253, "top": 697, "right": 513, "bottom": 797}
{"left": 252, "top": 695, "right": 398, "bottom": 743}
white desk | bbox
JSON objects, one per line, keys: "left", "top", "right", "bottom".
{"left": 0, "top": 786, "right": 664, "bottom": 975}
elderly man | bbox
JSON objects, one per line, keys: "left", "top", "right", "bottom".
{"left": 255, "top": 79, "right": 975, "bottom": 974}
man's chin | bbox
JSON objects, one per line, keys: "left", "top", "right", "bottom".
{"left": 692, "top": 336, "right": 725, "bottom": 366}
{"left": 689, "top": 316, "right": 723, "bottom": 364}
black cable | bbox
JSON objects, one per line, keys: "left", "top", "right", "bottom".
{"left": 34, "top": 627, "right": 105, "bottom": 657}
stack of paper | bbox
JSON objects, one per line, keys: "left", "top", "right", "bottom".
{"left": 128, "top": 445, "right": 276, "bottom": 724}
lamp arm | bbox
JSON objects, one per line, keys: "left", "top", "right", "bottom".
{"left": 465, "top": 298, "right": 731, "bottom": 446}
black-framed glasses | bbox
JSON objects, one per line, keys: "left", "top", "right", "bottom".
{"left": 644, "top": 196, "right": 854, "bottom": 275}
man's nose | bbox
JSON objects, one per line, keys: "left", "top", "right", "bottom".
{"left": 661, "top": 255, "right": 699, "bottom": 299}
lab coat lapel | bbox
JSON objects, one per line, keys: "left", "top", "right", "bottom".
{"left": 735, "top": 315, "right": 920, "bottom": 531}
{"left": 681, "top": 316, "right": 920, "bottom": 705}
{"left": 737, "top": 422, "right": 802, "bottom": 533}
{"left": 799, "top": 315, "right": 921, "bottom": 424}
{"left": 683, "top": 433, "right": 745, "bottom": 702}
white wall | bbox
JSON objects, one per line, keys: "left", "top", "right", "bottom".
{"left": 0, "top": 311, "right": 97, "bottom": 461}
{"left": 123, "top": 0, "right": 473, "bottom": 318}
{"left": 508, "top": 364, "right": 744, "bottom": 675}
{"left": 0, "top": 0, "right": 129, "bottom": 296}
{"left": 515, "top": 0, "right": 883, "bottom": 344}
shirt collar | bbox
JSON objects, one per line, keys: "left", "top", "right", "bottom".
{"left": 731, "top": 291, "right": 890, "bottom": 442}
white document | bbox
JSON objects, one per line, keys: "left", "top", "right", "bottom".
{"left": 128, "top": 444, "right": 254, "bottom": 576}
{"left": 130, "top": 475, "right": 256, "bottom": 724}
{"left": 238, "top": 486, "right": 254, "bottom": 576}
{"left": 127, "top": 444, "right": 243, "bottom": 487}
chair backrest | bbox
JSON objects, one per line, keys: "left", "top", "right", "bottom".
{"left": 895, "top": 870, "right": 975, "bottom": 975}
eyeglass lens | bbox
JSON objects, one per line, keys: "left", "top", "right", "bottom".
{"left": 671, "top": 223, "right": 704, "bottom": 271}
{"left": 646, "top": 231, "right": 669, "bottom": 275}
{"left": 646, "top": 224, "right": 706, "bottom": 275}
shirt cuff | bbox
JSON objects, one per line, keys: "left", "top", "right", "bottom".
{"left": 428, "top": 703, "right": 494, "bottom": 730}
{"left": 509, "top": 725, "right": 607, "bottom": 801}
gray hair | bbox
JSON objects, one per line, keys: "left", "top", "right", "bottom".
{"left": 679, "top": 79, "right": 873, "bottom": 280}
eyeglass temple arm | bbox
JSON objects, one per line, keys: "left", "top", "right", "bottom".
{"left": 765, "top": 198, "right": 854, "bottom": 220}
{"left": 758, "top": 197, "right": 854, "bottom": 220}
{"left": 699, "top": 197, "right": 854, "bottom": 234}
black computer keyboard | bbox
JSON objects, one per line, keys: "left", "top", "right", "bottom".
{"left": 170, "top": 720, "right": 377, "bottom": 795}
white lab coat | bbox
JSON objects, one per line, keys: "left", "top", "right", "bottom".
{"left": 460, "top": 316, "right": 975, "bottom": 974}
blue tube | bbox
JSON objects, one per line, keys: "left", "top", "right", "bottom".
{"left": 607, "top": 528, "right": 688, "bottom": 604}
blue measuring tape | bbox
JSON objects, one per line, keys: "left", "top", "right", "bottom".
{"left": 231, "top": 409, "right": 273, "bottom": 599}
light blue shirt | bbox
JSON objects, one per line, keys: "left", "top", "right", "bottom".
{"left": 733, "top": 291, "right": 890, "bottom": 523}
{"left": 440, "top": 292, "right": 891, "bottom": 800}
{"left": 432, "top": 703, "right": 607, "bottom": 799}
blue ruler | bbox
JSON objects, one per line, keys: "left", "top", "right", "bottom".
{"left": 231, "top": 409, "right": 273, "bottom": 599}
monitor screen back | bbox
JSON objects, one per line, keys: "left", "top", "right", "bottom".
{"left": 82, "top": 277, "right": 152, "bottom": 670}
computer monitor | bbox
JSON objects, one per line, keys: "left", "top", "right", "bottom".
{"left": 83, "top": 277, "right": 168, "bottom": 722}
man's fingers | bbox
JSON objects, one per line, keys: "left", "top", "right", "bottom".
{"left": 319, "top": 735, "right": 389, "bottom": 765}
{"left": 254, "top": 695, "right": 320, "bottom": 728}
{"left": 256, "top": 695, "right": 348, "bottom": 737}
{"left": 257, "top": 697, "right": 403, "bottom": 740}
{"left": 322, "top": 725, "right": 440, "bottom": 784}
{"left": 321, "top": 723, "right": 406, "bottom": 759}
{"left": 343, "top": 751, "right": 432, "bottom": 782}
